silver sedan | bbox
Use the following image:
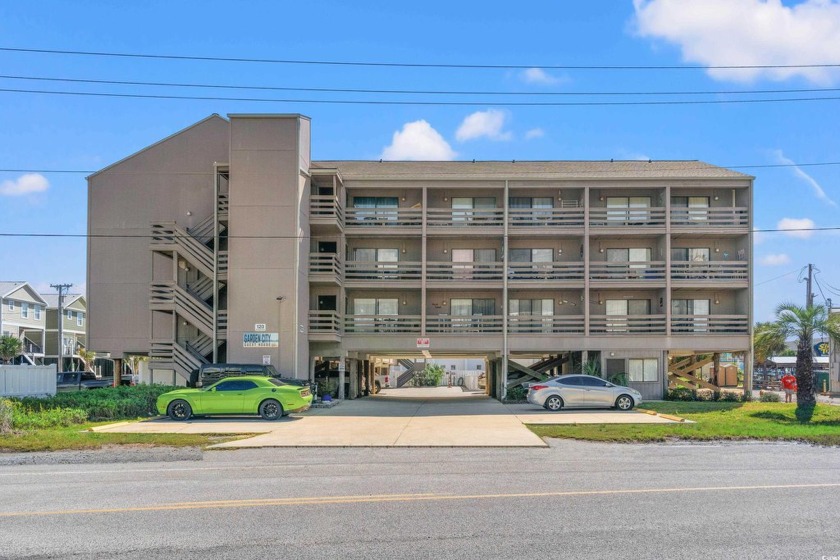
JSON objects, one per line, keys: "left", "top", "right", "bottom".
{"left": 526, "top": 374, "right": 642, "bottom": 411}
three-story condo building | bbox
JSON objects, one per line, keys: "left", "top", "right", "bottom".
{"left": 87, "top": 114, "right": 753, "bottom": 399}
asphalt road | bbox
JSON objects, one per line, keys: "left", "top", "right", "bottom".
{"left": 1, "top": 440, "right": 839, "bottom": 559}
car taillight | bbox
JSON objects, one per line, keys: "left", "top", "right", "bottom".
{"left": 530, "top": 385, "right": 547, "bottom": 391}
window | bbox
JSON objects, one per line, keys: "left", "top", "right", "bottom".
{"left": 579, "top": 376, "right": 608, "bottom": 387}
{"left": 558, "top": 376, "right": 582, "bottom": 386}
{"left": 352, "top": 197, "right": 399, "bottom": 222}
{"left": 352, "top": 298, "right": 399, "bottom": 315}
{"left": 77, "top": 312, "right": 84, "bottom": 327}
{"left": 21, "top": 302, "right": 28, "bottom": 319}
{"left": 671, "top": 248, "right": 710, "bottom": 262}
{"left": 629, "top": 359, "right": 658, "bottom": 382}
{"left": 605, "top": 299, "right": 650, "bottom": 316}
{"left": 34, "top": 305, "right": 41, "bottom": 320}
{"left": 672, "top": 299, "right": 711, "bottom": 332}
{"left": 214, "top": 380, "right": 240, "bottom": 391}
{"left": 606, "top": 196, "right": 651, "bottom": 223}
{"left": 509, "top": 299, "right": 554, "bottom": 316}
{"left": 67, "top": 309, "right": 73, "bottom": 320}
{"left": 452, "top": 197, "right": 496, "bottom": 224}
{"left": 672, "top": 196, "right": 710, "bottom": 223}
{"left": 452, "top": 248, "right": 497, "bottom": 279}
{"left": 6, "top": 300, "right": 13, "bottom": 312}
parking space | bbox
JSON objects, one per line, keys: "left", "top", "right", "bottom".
{"left": 94, "top": 394, "right": 679, "bottom": 447}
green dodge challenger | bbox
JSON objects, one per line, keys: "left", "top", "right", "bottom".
{"left": 156, "top": 376, "right": 312, "bottom": 421}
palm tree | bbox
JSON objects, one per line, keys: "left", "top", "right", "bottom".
{"left": 0, "top": 335, "right": 22, "bottom": 364}
{"left": 764, "top": 303, "right": 840, "bottom": 408}
{"left": 78, "top": 348, "right": 97, "bottom": 372}
{"left": 753, "top": 321, "right": 787, "bottom": 365}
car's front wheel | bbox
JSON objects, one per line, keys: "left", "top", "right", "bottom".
{"left": 259, "top": 399, "right": 284, "bottom": 421}
{"left": 167, "top": 399, "right": 192, "bottom": 421}
{"left": 544, "top": 395, "right": 564, "bottom": 412}
{"left": 615, "top": 394, "right": 635, "bottom": 411}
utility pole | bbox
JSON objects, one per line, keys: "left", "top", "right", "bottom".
{"left": 806, "top": 264, "right": 814, "bottom": 309}
{"left": 50, "top": 283, "right": 73, "bottom": 372}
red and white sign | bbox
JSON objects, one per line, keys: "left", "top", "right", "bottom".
{"left": 416, "top": 337, "right": 430, "bottom": 349}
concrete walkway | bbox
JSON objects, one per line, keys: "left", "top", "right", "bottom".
{"left": 93, "top": 396, "right": 679, "bottom": 448}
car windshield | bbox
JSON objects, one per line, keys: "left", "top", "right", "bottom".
{"left": 268, "top": 378, "right": 287, "bottom": 387}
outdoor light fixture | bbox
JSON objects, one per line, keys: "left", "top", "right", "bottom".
{"left": 714, "top": 293, "right": 720, "bottom": 305}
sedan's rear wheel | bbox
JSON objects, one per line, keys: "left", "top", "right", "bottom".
{"left": 544, "top": 395, "right": 564, "bottom": 412}
{"left": 259, "top": 399, "right": 284, "bottom": 421}
{"left": 615, "top": 394, "right": 635, "bottom": 411}
{"left": 167, "top": 400, "right": 192, "bottom": 421}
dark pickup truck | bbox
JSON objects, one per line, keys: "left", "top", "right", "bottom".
{"left": 56, "top": 371, "right": 112, "bottom": 391}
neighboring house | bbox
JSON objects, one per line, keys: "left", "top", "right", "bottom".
{"left": 0, "top": 281, "right": 47, "bottom": 364}
{"left": 87, "top": 114, "right": 753, "bottom": 398}
{"left": 43, "top": 294, "right": 87, "bottom": 371}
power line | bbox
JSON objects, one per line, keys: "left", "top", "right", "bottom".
{"left": 2, "top": 225, "right": 840, "bottom": 239}
{"left": 2, "top": 46, "right": 840, "bottom": 71}
{"left": 755, "top": 268, "right": 803, "bottom": 287}
{"left": 3, "top": 73, "right": 840, "bottom": 97}
{"left": 3, "top": 161, "right": 840, "bottom": 175}
{"left": 3, "top": 87, "right": 840, "bottom": 107}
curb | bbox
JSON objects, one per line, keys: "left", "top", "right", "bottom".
{"left": 636, "top": 408, "right": 687, "bottom": 423}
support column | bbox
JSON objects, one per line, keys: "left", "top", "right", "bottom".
{"left": 665, "top": 185, "right": 672, "bottom": 336}
{"left": 744, "top": 349, "right": 753, "bottom": 399}
{"left": 583, "top": 187, "right": 591, "bottom": 336}
{"left": 421, "top": 187, "right": 428, "bottom": 335}
{"left": 338, "top": 354, "right": 346, "bottom": 399}
{"left": 501, "top": 180, "right": 510, "bottom": 399}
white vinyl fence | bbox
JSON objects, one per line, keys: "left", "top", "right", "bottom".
{"left": 0, "top": 365, "right": 57, "bottom": 397}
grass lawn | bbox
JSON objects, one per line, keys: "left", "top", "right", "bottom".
{"left": 527, "top": 402, "right": 840, "bottom": 446}
{"left": 0, "top": 421, "right": 252, "bottom": 452}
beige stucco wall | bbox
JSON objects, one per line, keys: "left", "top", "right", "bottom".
{"left": 87, "top": 115, "right": 230, "bottom": 357}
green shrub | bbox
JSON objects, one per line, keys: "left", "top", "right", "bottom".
{"left": 506, "top": 386, "right": 528, "bottom": 401}
{"left": 12, "top": 405, "right": 87, "bottom": 430}
{"left": 718, "top": 391, "right": 743, "bottom": 402}
{"left": 666, "top": 387, "right": 696, "bottom": 401}
{"left": 17, "top": 384, "right": 178, "bottom": 421}
{"left": 0, "top": 399, "right": 13, "bottom": 434}
{"left": 760, "top": 391, "right": 781, "bottom": 403}
{"left": 607, "top": 372, "right": 628, "bottom": 386}
{"left": 695, "top": 388, "right": 714, "bottom": 401}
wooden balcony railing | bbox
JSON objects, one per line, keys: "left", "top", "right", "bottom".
{"left": 508, "top": 262, "right": 585, "bottom": 282}
{"left": 309, "top": 311, "right": 342, "bottom": 334}
{"left": 426, "top": 208, "right": 504, "bottom": 228}
{"left": 345, "top": 207, "right": 422, "bottom": 227}
{"left": 589, "top": 262, "right": 666, "bottom": 281}
{"left": 508, "top": 207, "right": 585, "bottom": 228}
{"left": 671, "top": 207, "right": 748, "bottom": 228}
{"left": 670, "top": 261, "right": 748, "bottom": 281}
{"left": 344, "top": 261, "right": 421, "bottom": 281}
{"left": 426, "top": 315, "right": 504, "bottom": 333}
{"left": 426, "top": 261, "right": 504, "bottom": 281}
{"left": 507, "top": 315, "right": 585, "bottom": 334}
{"left": 344, "top": 315, "right": 422, "bottom": 334}
{"left": 590, "top": 314, "right": 667, "bottom": 334}
{"left": 310, "top": 195, "right": 344, "bottom": 223}
{"left": 671, "top": 315, "right": 749, "bottom": 334}
{"left": 309, "top": 253, "right": 344, "bottom": 278}
{"left": 589, "top": 208, "right": 666, "bottom": 228}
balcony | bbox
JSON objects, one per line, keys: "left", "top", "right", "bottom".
{"left": 344, "top": 261, "right": 422, "bottom": 282}
{"left": 670, "top": 261, "right": 748, "bottom": 284}
{"left": 309, "top": 253, "right": 344, "bottom": 284}
{"left": 671, "top": 315, "right": 749, "bottom": 334}
{"left": 345, "top": 208, "right": 422, "bottom": 231}
{"left": 507, "top": 315, "right": 585, "bottom": 334}
{"left": 309, "top": 311, "right": 342, "bottom": 341}
{"left": 310, "top": 195, "right": 344, "bottom": 231}
{"left": 344, "top": 315, "right": 421, "bottom": 334}
{"left": 508, "top": 262, "right": 584, "bottom": 284}
{"left": 426, "top": 315, "right": 504, "bottom": 334}
{"left": 589, "top": 208, "right": 666, "bottom": 230}
{"left": 590, "top": 314, "right": 667, "bottom": 334}
{"left": 671, "top": 207, "right": 748, "bottom": 230}
{"left": 426, "top": 208, "right": 504, "bottom": 231}
{"left": 426, "top": 261, "right": 504, "bottom": 282}
{"left": 508, "top": 207, "right": 585, "bottom": 231}
{"left": 589, "top": 262, "right": 666, "bottom": 283}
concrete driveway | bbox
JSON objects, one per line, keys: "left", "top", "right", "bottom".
{"left": 93, "top": 395, "right": 679, "bottom": 448}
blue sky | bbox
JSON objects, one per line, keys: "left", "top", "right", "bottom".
{"left": 1, "top": 0, "right": 839, "bottom": 321}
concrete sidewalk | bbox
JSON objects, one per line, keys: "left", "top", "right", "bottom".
{"left": 93, "top": 396, "right": 679, "bottom": 447}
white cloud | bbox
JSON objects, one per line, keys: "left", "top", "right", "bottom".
{"left": 772, "top": 149, "right": 836, "bottom": 206}
{"left": 777, "top": 217, "right": 816, "bottom": 238}
{"left": 0, "top": 173, "right": 49, "bottom": 196}
{"left": 753, "top": 231, "right": 766, "bottom": 245}
{"left": 633, "top": 0, "right": 840, "bottom": 84}
{"left": 455, "top": 110, "right": 512, "bottom": 142}
{"left": 380, "top": 120, "right": 456, "bottom": 161}
{"left": 525, "top": 128, "right": 545, "bottom": 140}
{"left": 760, "top": 253, "right": 791, "bottom": 266}
{"left": 521, "top": 67, "right": 560, "bottom": 85}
